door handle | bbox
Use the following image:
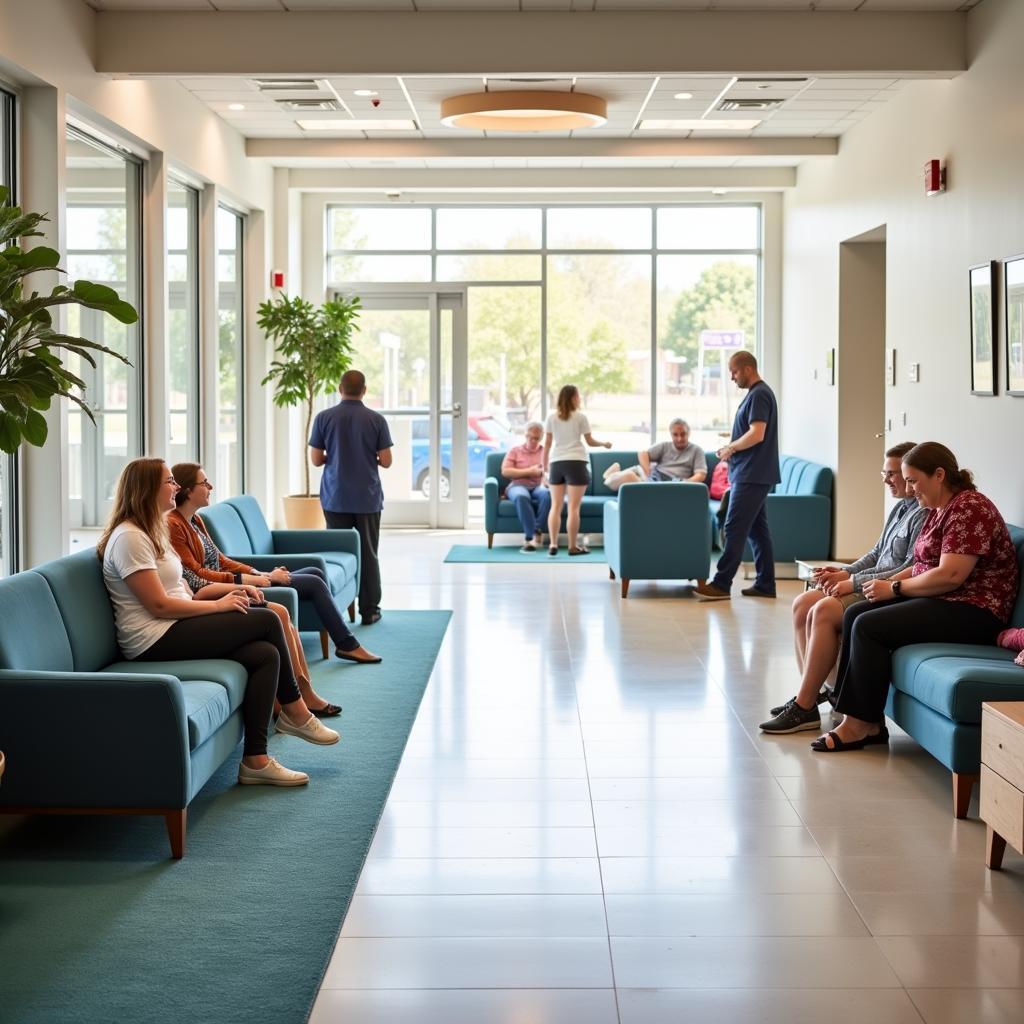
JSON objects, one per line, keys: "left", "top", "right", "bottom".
{"left": 874, "top": 432, "right": 885, "bottom": 438}
{"left": 451, "top": 402, "right": 463, "bottom": 418}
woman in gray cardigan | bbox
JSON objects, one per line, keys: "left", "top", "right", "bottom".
{"left": 760, "top": 442, "right": 927, "bottom": 734}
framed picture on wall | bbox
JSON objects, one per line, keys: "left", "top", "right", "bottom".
{"left": 969, "top": 261, "right": 997, "bottom": 395}
{"left": 1004, "top": 253, "right": 1024, "bottom": 396}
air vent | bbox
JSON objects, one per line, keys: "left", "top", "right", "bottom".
{"left": 277, "top": 98, "right": 343, "bottom": 112}
{"left": 254, "top": 78, "right": 323, "bottom": 92}
{"left": 735, "top": 77, "right": 809, "bottom": 86}
{"left": 718, "top": 98, "right": 785, "bottom": 112}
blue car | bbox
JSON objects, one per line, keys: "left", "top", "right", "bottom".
{"left": 410, "top": 417, "right": 506, "bottom": 498}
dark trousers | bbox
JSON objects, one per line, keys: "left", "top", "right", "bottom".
{"left": 711, "top": 481, "right": 775, "bottom": 593}
{"left": 324, "top": 510, "right": 381, "bottom": 618}
{"left": 288, "top": 567, "right": 358, "bottom": 652}
{"left": 137, "top": 607, "right": 300, "bottom": 757}
{"left": 834, "top": 597, "right": 1003, "bottom": 722}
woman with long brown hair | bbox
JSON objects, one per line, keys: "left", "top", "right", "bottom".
{"left": 99, "top": 457, "right": 339, "bottom": 787}
{"left": 813, "top": 442, "right": 1018, "bottom": 753}
{"left": 543, "top": 384, "right": 611, "bottom": 556}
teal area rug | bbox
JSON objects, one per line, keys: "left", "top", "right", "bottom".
{"left": 0, "top": 610, "right": 451, "bottom": 1024}
{"left": 446, "top": 543, "right": 607, "bottom": 564}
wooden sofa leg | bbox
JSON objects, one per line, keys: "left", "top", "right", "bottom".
{"left": 488, "top": 533, "right": 494, "bottom": 549}
{"left": 166, "top": 809, "right": 187, "bottom": 860}
{"left": 953, "top": 772, "right": 979, "bottom": 819}
{"left": 621, "top": 579, "right": 630, "bottom": 598}
{"left": 347, "top": 601, "right": 356, "bottom": 624}
{"left": 320, "top": 629, "right": 330, "bottom": 660}
{"left": 987, "top": 826, "right": 1008, "bottom": 870}
{"left": 609, "top": 568, "right": 615, "bottom": 579}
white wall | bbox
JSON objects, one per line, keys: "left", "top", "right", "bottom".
{"left": 782, "top": 0, "right": 1024, "bottom": 525}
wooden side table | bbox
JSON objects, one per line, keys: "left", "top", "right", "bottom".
{"left": 980, "top": 701, "right": 1024, "bottom": 870}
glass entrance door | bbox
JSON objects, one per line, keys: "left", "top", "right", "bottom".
{"left": 330, "top": 287, "right": 467, "bottom": 529}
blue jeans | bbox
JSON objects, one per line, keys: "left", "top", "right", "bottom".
{"left": 506, "top": 483, "right": 552, "bottom": 540}
{"left": 287, "top": 566, "right": 359, "bottom": 653}
{"left": 711, "top": 481, "right": 775, "bottom": 593}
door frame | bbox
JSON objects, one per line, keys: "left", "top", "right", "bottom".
{"left": 329, "top": 284, "right": 468, "bottom": 529}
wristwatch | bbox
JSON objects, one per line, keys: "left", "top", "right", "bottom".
{"left": 891, "top": 579, "right": 902, "bottom": 597}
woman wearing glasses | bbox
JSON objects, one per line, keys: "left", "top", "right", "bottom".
{"left": 100, "top": 458, "right": 338, "bottom": 788}
{"left": 168, "top": 463, "right": 380, "bottom": 677}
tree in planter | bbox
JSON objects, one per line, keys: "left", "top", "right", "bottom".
{"left": 258, "top": 293, "right": 361, "bottom": 497}
{"left": 0, "top": 186, "right": 137, "bottom": 454}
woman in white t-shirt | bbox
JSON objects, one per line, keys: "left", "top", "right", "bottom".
{"left": 99, "top": 458, "right": 338, "bottom": 788}
{"left": 543, "top": 384, "right": 612, "bottom": 556}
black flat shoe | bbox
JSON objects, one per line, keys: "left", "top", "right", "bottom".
{"left": 568, "top": 546, "right": 590, "bottom": 556}
{"left": 811, "top": 725, "right": 889, "bottom": 753}
{"left": 310, "top": 703, "right": 342, "bottom": 718}
{"left": 361, "top": 611, "right": 382, "bottom": 625}
{"left": 549, "top": 545, "right": 558, "bottom": 556}
{"left": 336, "top": 648, "right": 382, "bottom": 664}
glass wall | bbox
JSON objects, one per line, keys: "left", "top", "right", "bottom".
{"left": 327, "top": 203, "right": 761, "bottom": 454}
{"left": 167, "top": 179, "right": 200, "bottom": 466}
{"left": 216, "top": 205, "right": 245, "bottom": 495}
{"left": 65, "top": 127, "right": 143, "bottom": 530}
{"left": 0, "top": 87, "right": 16, "bottom": 576}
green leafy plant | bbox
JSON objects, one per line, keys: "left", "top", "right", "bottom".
{"left": 0, "top": 185, "right": 137, "bottom": 454}
{"left": 258, "top": 293, "right": 361, "bottom": 497}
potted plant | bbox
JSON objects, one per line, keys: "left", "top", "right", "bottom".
{"left": 258, "top": 293, "right": 360, "bottom": 528}
{"left": 0, "top": 186, "right": 136, "bottom": 454}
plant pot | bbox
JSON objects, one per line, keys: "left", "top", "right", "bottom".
{"left": 282, "top": 495, "right": 325, "bottom": 529}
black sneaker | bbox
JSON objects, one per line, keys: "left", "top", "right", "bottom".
{"left": 769, "top": 688, "right": 831, "bottom": 718}
{"left": 760, "top": 700, "right": 822, "bottom": 734}
{"left": 741, "top": 586, "right": 776, "bottom": 598}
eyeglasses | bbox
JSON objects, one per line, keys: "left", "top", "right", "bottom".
{"left": 197, "top": 480, "right": 214, "bottom": 489}
{"left": 880, "top": 470, "right": 899, "bottom": 480}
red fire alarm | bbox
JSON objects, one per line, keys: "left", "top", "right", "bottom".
{"left": 271, "top": 269, "right": 285, "bottom": 289}
{"left": 924, "top": 159, "right": 946, "bottom": 196}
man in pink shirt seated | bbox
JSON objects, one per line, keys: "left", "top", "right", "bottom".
{"left": 501, "top": 421, "right": 553, "bottom": 552}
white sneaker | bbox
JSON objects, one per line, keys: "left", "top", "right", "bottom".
{"left": 276, "top": 711, "right": 341, "bottom": 746}
{"left": 603, "top": 462, "right": 621, "bottom": 480}
{"left": 238, "top": 757, "right": 309, "bottom": 787}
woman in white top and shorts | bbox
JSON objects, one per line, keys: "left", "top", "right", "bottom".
{"left": 99, "top": 457, "right": 339, "bottom": 788}
{"left": 544, "top": 384, "right": 612, "bottom": 556}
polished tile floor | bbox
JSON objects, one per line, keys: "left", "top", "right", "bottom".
{"left": 309, "top": 530, "right": 1024, "bottom": 1024}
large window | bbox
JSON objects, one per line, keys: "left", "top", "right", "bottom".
{"left": 167, "top": 179, "right": 200, "bottom": 466}
{"left": 0, "top": 86, "right": 16, "bottom": 576}
{"left": 64, "top": 127, "right": 143, "bottom": 531}
{"left": 217, "top": 205, "right": 244, "bottom": 495}
{"left": 327, "top": 203, "right": 761, "bottom": 452}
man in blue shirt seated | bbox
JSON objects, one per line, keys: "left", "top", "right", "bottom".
{"left": 309, "top": 369, "right": 393, "bottom": 625}
{"left": 696, "top": 350, "right": 779, "bottom": 602}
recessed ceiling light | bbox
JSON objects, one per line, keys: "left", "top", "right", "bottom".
{"left": 673, "top": 92, "right": 694, "bottom": 101}
{"left": 296, "top": 118, "right": 416, "bottom": 131}
{"left": 228, "top": 103, "right": 246, "bottom": 111}
{"left": 354, "top": 90, "right": 378, "bottom": 97}
{"left": 639, "top": 118, "right": 761, "bottom": 131}
{"left": 441, "top": 90, "right": 607, "bottom": 131}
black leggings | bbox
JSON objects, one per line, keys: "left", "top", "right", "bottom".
{"left": 833, "top": 596, "right": 1003, "bottom": 722}
{"left": 137, "top": 608, "right": 301, "bottom": 757}
{"left": 287, "top": 566, "right": 358, "bottom": 653}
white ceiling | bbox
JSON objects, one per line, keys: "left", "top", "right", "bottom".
{"left": 84, "top": 1, "right": 983, "bottom": 11}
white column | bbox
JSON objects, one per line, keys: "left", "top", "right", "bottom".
{"left": 144, "top": 151, "right": 168, "bottom": 457}
{"left": 198, "top": 184, "right": 219, "bottom": 478}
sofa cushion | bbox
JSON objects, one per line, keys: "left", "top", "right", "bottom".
{"left": 103, "top": 658, "right": 249, "bottom": 713}
{"left": 226, "top": 496, "right": 276, "bottom": 556}
{"left": 318, "top": 551, "right": 358, "bottom": 589}
{"left": 33, "top": 549, "right": 119, "bottom": 672}
{"left": 892, "top": 644, "right": 1024, "bottom": 724}
{"left": 778, "top": 455, "right": 832, "bottom": 497}
{"left": 1007, "top": 526, "right": 1024, "bottom": 628}
{"left": 0, "top": 570, "right": 74, "bottom": 672}
{"left": 580, "top": 495, "right": 615, "bottom": 516}
{"left": 180, "top": 680, "right": 233, "bottom": 750}
{"left": 200, "top": 502, "right": 255, "bottom": 559}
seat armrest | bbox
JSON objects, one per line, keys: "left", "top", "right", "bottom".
{"left": 237, "top": 554, "right": 330, "bottom": 576}
{"left": 271, "top": 529, "right": 360, "bottom": 558}
{"left": 0, "top": 670, "right": 190, "bottom": 807}
{"left": 262, "top": 586, "right": 298, "bottom": 619}
{"left": 484, "top": 477, "right": 500, "bottom": 531}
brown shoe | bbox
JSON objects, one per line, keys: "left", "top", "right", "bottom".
{"left": 694, "top": 582, "right": 731, "bottom": 602}
{"left": 336, "top": 646, "right": 382, "bottom": 664}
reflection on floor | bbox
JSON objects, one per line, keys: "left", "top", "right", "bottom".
{"left": 301, "top": 528, "right": 1024, "bottom": 1024}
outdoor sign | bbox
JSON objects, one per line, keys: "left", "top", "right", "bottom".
{"left": 700, "top": 330, "right": 746, "bottom": 350}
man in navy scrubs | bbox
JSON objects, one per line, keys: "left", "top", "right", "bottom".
{"left": 695, "top": 350, "right": 780, "bottom": 602}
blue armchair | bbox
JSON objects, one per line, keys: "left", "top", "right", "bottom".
{"left": 603, "top": 482, "right": 712, "bottom": 597}
{"left": 200, "top": 496, "right": 360, "bottom": 659}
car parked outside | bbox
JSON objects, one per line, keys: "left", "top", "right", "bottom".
{"left": 410, "top": 413, "right": 513, "bottom": 498}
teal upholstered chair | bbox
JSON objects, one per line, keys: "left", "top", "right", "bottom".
{"left": 885, "top": 524, "right": 1024, "bottom": 817}
{"left": 603, "top": 482, "right": 712, "bottom": 596}
{"left": 200, "top": 496, "right": 359, "bottom": 658}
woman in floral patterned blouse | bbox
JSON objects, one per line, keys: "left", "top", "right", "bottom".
{"left": 813, "top": 442, "right": 1019, "bottom": 753}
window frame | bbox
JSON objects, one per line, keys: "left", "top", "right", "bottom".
{"left": 216, "top": 203, "right": 246, "bottom": 494}
{"left": 0, "top": 85, "right": 18, "bottom": 576}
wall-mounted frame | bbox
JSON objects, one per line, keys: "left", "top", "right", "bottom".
{"left": 1004, "top": 253, "right": 1024, "bottom": 396}
{"left": 826, "top": 348, "right": 835, "bottom": 386}
{"left": 885, "top": 348, "right": 896, "bottom": 386}
{"left": 969, "top": 261, "right": 997, "bottom": 395}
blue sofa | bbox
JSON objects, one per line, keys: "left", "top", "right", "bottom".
{"left": 201, "top": 496, "right": 360, "bottom": 658}
{"left": 705, "top": 452, "right": 833, "bottom": 561}
{"left": 0, "top": 549, "right": 299, "bottom": 858}
{"left": 885, "top": 524, "right": 1024, "bottom": 818}
{"left": 604, "top": 482, "right": 712, "bottom": 596}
